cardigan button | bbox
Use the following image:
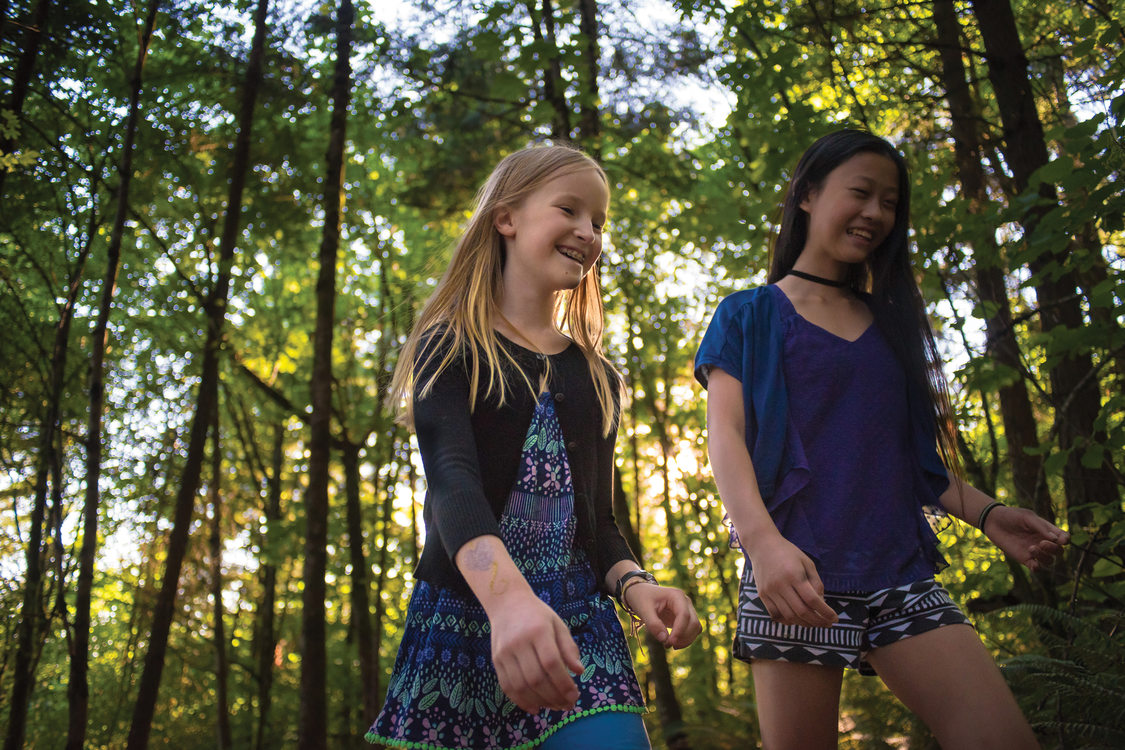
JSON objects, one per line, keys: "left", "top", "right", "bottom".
{"left": 553, "top": 392, "right": 565, "bottom": 402}
{"left": 567, "top": 440, "right": 577, "bottom": 451}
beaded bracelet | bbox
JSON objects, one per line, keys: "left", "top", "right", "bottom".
{"left": 977, "top": 501, "right": 1004, "bottom": 532}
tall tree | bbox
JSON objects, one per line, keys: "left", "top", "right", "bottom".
{"left": 931, "top": 0, "right": 1055, "bottom": 604}
{"left": 206, "top": 403, "right": 232, "bottom": 749}
{"left": 4, "top": 187, "right": 98, "bottom": 750}
{"left": 66, "top": 2, "right": 160, "bottom": 746}
{"left": 125, "top": 0, "right": 270, "bottom": 745}
{"left": 298, "top": 0, "right": 353, "bottom": 746}
{"left": 970, "top": 0, "right": 1121, "bottom": 529}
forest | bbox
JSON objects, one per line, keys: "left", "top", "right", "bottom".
{"left": 1, "top": 0, "right": 1123, "bottom": 747}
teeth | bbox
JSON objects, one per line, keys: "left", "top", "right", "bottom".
{"left": 559, "top": 247, "right": 584, "bottom": 263}
{"left": 849, "top": 229, "right": 873, "bottom": 240}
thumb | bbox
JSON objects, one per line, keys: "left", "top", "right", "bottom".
{"left": 554, "top": 617, "right": 584, "bottom": 675}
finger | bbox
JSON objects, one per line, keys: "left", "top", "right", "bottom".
{"left": 497, "top": 656, "right": 545, "bottom": 714}
{"left": 762, "top": 592, "right": 797, "bottom": 626}
{"left": 554, "top": 617, "right": 584, "bottom": 676}
{"left": 667, "top": 597, "right": 700, "bottom": 648}
{"left": 787, "top": 580, "right": 837, "bottom": 627}
{"left": 532, "top": 632, "right": 578, "bottom": 709}
{"left": 513, "top": 651, "right": 560, "bottom": 712}
{"left": 781, "top": 591, "right": 829, "bottom": 628}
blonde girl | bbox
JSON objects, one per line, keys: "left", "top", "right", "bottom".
{"left": 368, "top": 144, "right": 701, "bottom": 750}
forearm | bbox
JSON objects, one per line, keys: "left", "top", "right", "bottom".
{"left": 454, "top": 534, "right": 535, "bottom": 616}
{"left": 708, "top": 424, "right": 782, "bottom": 556}
{"left": 937, "top": 476, "right": 996, "bottom": 528}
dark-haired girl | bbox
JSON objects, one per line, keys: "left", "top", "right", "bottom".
{"left": 695, "top": 130, "right": 1068, "bottom": 749}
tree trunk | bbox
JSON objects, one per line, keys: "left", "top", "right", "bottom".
{"left": 66, "top": 2, "right": 159, "bottom": 746}
{"left": 526, "top": 0, "right": 570, "bottom": 139}
{"left": 932, "top": 0, "right": 1058, "bottom": 605}
{"left": 0, "top": 0, "right": 50, "bottom": 198}
{"left": 254, "top": 424, "right": 284, "bottom": 750}
{"left": 298, "top": 1, "right": 353, "bottom": 746}
{"left": 208, "top": 404, "right": 233, "bottom": 749}
{"left": 342, "top": 442, "right": 378, "bottom": 725}
{"left": 4, "top": 219, "right": 96, "bottom": 750}
{"left": 125, "top": 0, "right": 269, "bottom": 745}
{"left": 970, "top": 0, "right": 1120, "bottom": 530}
{"left": 576, "top": 0, "right": 600, "bottom": 151}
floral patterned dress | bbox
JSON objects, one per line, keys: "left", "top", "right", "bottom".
{"left": 366, "top": 392, "right": 645, "bottom": 749}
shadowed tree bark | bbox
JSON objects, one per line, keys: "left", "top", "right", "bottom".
{"left": 254, "top": 423, "right": 284, "bottom": 750}
{"left": 970, "top": 0, "right": 1121, "bottom": 532}
{"left": 207, "top": 402, "right": 232, "bottom": 749}
{"left": 299, "top": 0, "right": 353, "bottom": 746}
{"left": 67, "top": 2, "right": 160, "bottom": 746}
{"left": 576, "top": 0, "right": 601, "bottom": 150}
{"left": 931, "top": 0, "right": 1055, "bottom": 606}
{"left": 5, "top": 205, "right": 98, "bottom": 750}
{"left": 125, "top": 0, "right": 269, "bottom": 745}
{"left": 0, "top": 0, "right": 50, "bottom": 198}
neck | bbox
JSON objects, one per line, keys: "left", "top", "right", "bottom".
{"left": 496, "top": 286, "right": 562, "bottom": 354}
{"left": 787, "top": 268, "right": 848, "bottom": 288}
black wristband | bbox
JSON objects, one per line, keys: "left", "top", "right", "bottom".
{"left": 614, "top": 569, "right": 657, "bottom": 601}
{"left": 977, "top": 501, "right": 1003, "bottom": 532}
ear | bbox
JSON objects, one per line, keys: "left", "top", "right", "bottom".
{"left": 493, "top": 205, "right": 517, "bottom": 238}
{"left": 798, "top": 187, "right": 817, "bottom": 213}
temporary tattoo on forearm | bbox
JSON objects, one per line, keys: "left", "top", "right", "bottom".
{"left": 490, "top": 559, "right": 509, "bottom": 594}
{"left": 462, "top": 540, "right": 493, "bottom": 571}
{"left": 461, "top": 539, "right": 508, "bottom": 595}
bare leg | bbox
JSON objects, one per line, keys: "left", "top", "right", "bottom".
{"left": 751, "top": 659, "right": 843, "bottom": 750}
{"left": 866, "top": 624, "right": 1038, "bottom": 750}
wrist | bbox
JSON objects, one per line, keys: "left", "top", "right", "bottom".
{"left": 977, "top": 501, "right": 1004, "bottom": 533}
{"left": 737, "top": 525, "right": 785, "bottom": 557}
{"left": 614, "top": 569, "right": 657, "bottom": 601}
{"left": 477, "top": 583, "right": 538, "bottom": 619}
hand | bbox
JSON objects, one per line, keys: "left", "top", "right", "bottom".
{"left": 489, "top": 592, "right": 584, "bottom": 714}
{"left": 621, "top": 583, "right": 703, "bottom": 649}
{"left": 745, "top": 533, "right": 838, "bottom": 628}
{"left": 983, "top": 505, "right": 1070, "bottom": 572}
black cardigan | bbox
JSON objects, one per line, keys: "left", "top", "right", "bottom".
{"left": 410, "top": 331, "right": 637, "bottom": 595}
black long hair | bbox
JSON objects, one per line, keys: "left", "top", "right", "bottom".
{"left": 769, "top": 129, "right": 961, "bottom": 481}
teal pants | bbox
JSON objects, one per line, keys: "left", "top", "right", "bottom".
{"left": 539, "top": 710, "right": 650, "bottom": 750}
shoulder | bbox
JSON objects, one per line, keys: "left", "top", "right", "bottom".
{"left": 716, "top": 285, "right": 776, "bottom": 314}
{"left": 703, "top": 284, "right": 780, "bottom": 334}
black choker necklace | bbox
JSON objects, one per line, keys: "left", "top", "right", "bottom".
{"left": 788, "top": 269, "right": 847, "bottom": 288}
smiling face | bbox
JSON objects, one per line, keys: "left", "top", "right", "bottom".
{"left": 798, "top": 151, "right": 901, "bottom": 269}
{"left": 493, "top": 166, "right": 609, "bottom": 294}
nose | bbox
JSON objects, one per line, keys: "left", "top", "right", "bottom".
{"left": 861, "top": 197, "right": 890, "bottom": 224}
{"left": 575, "top": 218, "right": 594, "bottom": 241}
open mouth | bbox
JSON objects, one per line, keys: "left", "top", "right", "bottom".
{"left": 558, "top": 246, "right": 585, "bottom": 264}
{"left": 847, "top": 228, "right": 874, "bottom": 242}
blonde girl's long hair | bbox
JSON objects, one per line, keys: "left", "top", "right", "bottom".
{"left": 388, "top": 144, "right": 620, "bottom": 436}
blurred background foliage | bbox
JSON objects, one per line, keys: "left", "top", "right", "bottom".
{"left": 1, "top": 0, "right": 1123, "bottom": 747}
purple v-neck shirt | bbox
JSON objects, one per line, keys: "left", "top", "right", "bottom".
{"left": 774, "top": 287, "right": 939, "bottom": 590}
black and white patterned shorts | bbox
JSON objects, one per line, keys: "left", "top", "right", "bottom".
{"left": 734, "top": 568, "right": 971, "bottom": 676}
